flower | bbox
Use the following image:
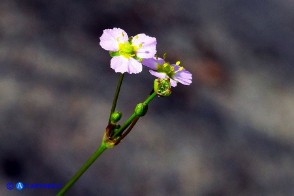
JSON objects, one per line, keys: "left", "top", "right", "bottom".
{"left": 100, "top": 28, "right": 157, "bottom": 74}
{"left": 142, "top": 57, "right": 192, "bottom": 87}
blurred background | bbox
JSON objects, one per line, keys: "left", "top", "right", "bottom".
{"left": 1, "top": 0, "right": 294, "bottom": 195}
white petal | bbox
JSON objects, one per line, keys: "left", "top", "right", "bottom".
{"left": 100, "top": 28, "right": 128, "bottom": 51}
{"left": 110, "top": 56, "right": 142, "bottom": 74}
{"left": 111, "top": 56, "right": 129, "bottom": 73}
{"left": 132, "top": 34, "right": 157, "bottom": 58}
{"left": 127, "top": 58, "right": 143, "bottom": 74}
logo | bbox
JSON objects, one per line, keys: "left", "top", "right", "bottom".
{"left": 16, "top": 182, "right": 24, "bottom": 190}
{"left": 6, "top": 182, "right": 14, "bottom": 190}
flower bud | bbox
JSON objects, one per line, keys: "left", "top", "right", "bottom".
{"left": 135, "top": 103, "right": 148, "bottom": 117}
{"left": 154, "top": 78, "right": 172, "bottom": 96}
{"left": 110, "top": 111, "right": 122, "bottom": 124}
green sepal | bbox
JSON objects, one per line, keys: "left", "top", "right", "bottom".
{"left": 109, "top": 51, "right": 120, "bottom": 57}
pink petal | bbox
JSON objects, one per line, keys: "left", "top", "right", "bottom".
{"left": 173, "top": 69, "right": 192, "bottom": 85}
{"left": 132, "top": 34, "right": 157, "bottom": 58}
{"left": 170, "top": 79, "right": 178, "bottom": 87}
{"left": 111, "top": 56, "right": 129, "bottom": 73}
{"left": 110, "top": 56, "right": 142, "bottom": 74}
{"left": 142, "top": 58, "right": 164, "bottom": 70}
{"left": 127, "top": 58, "right": 143, "bottom": 74}
{"left": 149, "top": 70, "right": 167, "bottom": 79}
{"left": 100, "top": 28, "right": 128, "bottom": 51}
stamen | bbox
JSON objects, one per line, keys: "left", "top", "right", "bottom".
{"left": 163, "top": 53, "right": 167, "bottom": 60}
{"left": 174, "top": 66, "right": 184, "bottom": 73}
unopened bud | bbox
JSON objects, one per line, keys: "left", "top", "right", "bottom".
{"left": 134, "top": 103, "right": 148, "bottom": 117}
{"left": 110, "top": 111, "right": 122, "bottom": 124}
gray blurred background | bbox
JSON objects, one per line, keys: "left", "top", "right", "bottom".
{"left": 1, "top": 0, "right": 294, "bottom": 195}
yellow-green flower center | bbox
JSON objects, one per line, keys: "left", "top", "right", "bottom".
{"left": 156, "top": 61, "right": 184, "bottom": 78}
{"left": 118, "top": 42, "right": 135, "bottom": 58}
{"left": 157, "top": 62, "right": 175, "bottom": 78}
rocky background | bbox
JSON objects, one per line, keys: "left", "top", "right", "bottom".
{"left": 1, "top": 0, "right": 294, "bottom": 195}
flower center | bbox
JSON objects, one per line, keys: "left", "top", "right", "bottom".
{"left": 118, "top": 42, "right": 135, "bottom": 58}
{"left": 157, "top": 62, "right": 175, "bottom": 78}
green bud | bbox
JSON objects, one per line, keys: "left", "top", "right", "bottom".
{"left": 154, "top": 78, "right": 172, "bottom": 96}
{"left": 135, "top": 103, "right": 148, "bottom": 117}
{"left": 110, "top": 111, "right": 122, "bottom": 124}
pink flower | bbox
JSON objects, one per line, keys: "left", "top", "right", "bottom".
{"left": 100, "top": 28, "right": 157, "bottom": 74}
{"left": 142, "top": 57, "right": 192, "bottom": 87}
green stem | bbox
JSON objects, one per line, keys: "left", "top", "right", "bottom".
{"left": 119, "top": 117, "right": 140, "bottom": 141}
{"left": 113, "top": 113, "right": 137, "bottom": 138}
{"left": 113, "top": 91, "right": 157, "bottom": 138}
{"left": 57, "top": 143, "right": 107, "bottom": 195}
{"left": 108, "top": 74, "right": 124, "bottom": 124}
{"left": 57, "top": 91, "right": 157, "bottom": 195}
{"left": 143, "top": 91, "right": 157, "bottom": 105}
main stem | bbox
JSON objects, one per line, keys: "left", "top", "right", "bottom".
{"left": 57, "top": 144, "right": 107, "bottom": 195}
